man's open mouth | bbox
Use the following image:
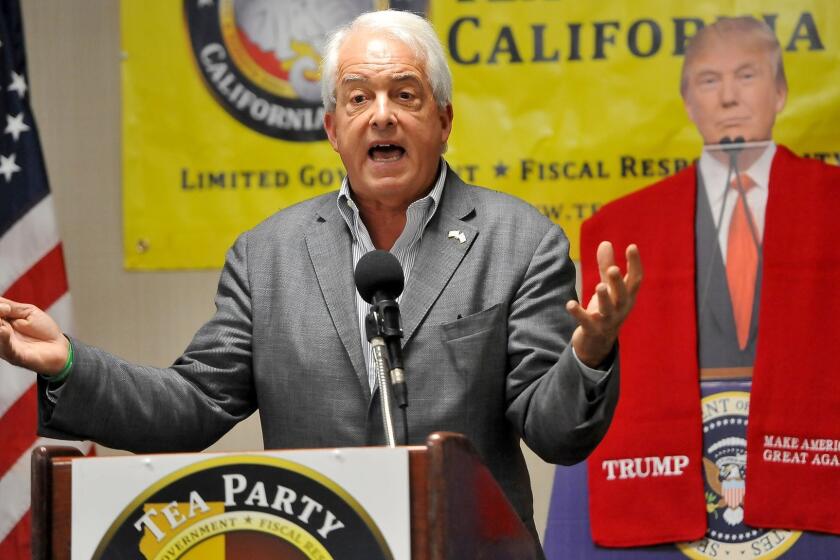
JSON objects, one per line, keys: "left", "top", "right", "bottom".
{"left": 368, "top": 144, "right": 406, "bottom": 162}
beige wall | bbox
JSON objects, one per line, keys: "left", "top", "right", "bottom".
{"left": 21, "top": 0, "right": 557, "bottom": 540}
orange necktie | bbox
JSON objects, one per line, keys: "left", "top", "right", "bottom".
{"left": 726, "top": 175, "right": 759, "bottom": 350}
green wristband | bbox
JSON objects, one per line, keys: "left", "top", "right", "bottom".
{"left": 48, "top": 337, "right": 74, "bottom": 384}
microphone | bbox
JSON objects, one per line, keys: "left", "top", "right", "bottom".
{"left": 354, "top": 250, "right": 409, "bottom": 444}
{"left": 355, "top": 251, "right": 406, "bottom": 400}
{"left": 355, "top": 250, "right": 404, "bottom": 305}
{"left": 719, "top": 136, "right": 745, "bottom": 170}
{"left": 719, "top": 135, "right": 745, "bottom": 149}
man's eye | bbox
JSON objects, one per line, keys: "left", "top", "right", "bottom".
{"left": 398, "top": 91, "right": 413, "bottom": 100}
{"left": 351, "top": 94, "right": 366, "bottom": 104}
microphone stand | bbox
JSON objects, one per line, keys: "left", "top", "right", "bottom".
{"left": 365, "top": 295, "right": 409, "bottom": 446}
{"left": 365, "top": 311, "right": 398, "bottom": 448}
{"left": 698, "top": 137, "right": 765, "bottom": 316}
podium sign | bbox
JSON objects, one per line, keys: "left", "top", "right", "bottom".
{"left": 71, "top": 448, "right": 409, "bottom": 560}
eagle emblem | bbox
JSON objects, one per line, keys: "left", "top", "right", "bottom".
{"left": 703, "top": 436, "right": 747, "bottom": 526}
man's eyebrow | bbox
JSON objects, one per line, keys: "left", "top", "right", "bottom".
{"left": 340, "top": 74, "right": 367, "bottom": 86}
{"left": 341, "top": 72, "right": 422, "bottom": 82}
{"left": 695, "top": 68, "right": 721, "bottom": 78}
{"left": 391, "top": 72, "right": 422, "bottom": 83}
{"left": 735, "top": 62, "right": 759, "bottom": 73}
{"left": 338, "top": 72, "right": 425, "bottom": 89}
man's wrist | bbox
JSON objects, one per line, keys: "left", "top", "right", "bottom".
{"left": 573, "top": 340, "right": 613, "bottom": 370}
{"left": 41, "top": 336, "right": 73, "bottom": 384}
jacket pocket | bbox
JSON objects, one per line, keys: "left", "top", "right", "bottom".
{"left": 441, "top": 303, "right": 505, "bottom": 342}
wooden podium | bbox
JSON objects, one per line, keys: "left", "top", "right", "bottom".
{"left": 31, "top": 432, "right": 539, "bottom": 559}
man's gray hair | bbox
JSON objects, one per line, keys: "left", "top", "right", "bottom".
{"left": 680, "top": 16, "right": 787, "bottom": 96}
{"left": 321, "top": 10, "right": 453, "bottom": 112}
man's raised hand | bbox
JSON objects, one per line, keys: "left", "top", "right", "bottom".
{"left": 566, "top": 242, "right": 642, "bottom": 368}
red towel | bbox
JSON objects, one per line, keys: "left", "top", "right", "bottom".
{"left": 581, "top": 146, "right": 840, "bottom": 546}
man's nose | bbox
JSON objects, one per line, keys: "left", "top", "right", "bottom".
{"left": 370, "top": 94, "right": 397, "bottom": 129}
{"left": 720, "top": 76, "right": 739, "bottom": 107}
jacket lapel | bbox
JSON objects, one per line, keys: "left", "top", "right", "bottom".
{"left": 305, "top": 197, "right": 370, "bottom": 398}
{"left": 400, "top": 171, "right": 477, "bottom": 344}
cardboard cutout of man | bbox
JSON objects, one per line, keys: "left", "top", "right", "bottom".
{"left": 581, "top": 16, "right": 840, "bottom": 550}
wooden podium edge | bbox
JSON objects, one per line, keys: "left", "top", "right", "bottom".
{"left": 31, "top": 445, "right": 83, "bottom": 560}
{"left": 424, "top": 431, "right": 539, "bottom": 560}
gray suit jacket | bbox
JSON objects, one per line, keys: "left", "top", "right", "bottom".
{"left": 39, "top": 169, "right": 619, "bottom": 533}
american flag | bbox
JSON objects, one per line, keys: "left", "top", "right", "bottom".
{"left": 0, "top": 2, "right": 90, "bottom": 557}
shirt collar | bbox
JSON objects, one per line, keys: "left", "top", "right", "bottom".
{"left": 336, "top": 159, "right": 448, "bottom": 238}
{"left": 699, "top": 142, "right": 776, "bottom": 204}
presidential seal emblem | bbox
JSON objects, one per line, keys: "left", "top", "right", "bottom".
{"left": 184, "top": 0, "right": 376, "bottom": 141}
{"left": 92, "top": 455, "right": 393, "bottom": 559}
{"left": 677, "top": 391, "right": 801, "bottom": 559}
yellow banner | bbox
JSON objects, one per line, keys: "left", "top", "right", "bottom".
{"left": 122, "top": 0, "right": 384, "bottom": 269}
{"left": 123, "top": 1, "right": 839, "bottom": 268}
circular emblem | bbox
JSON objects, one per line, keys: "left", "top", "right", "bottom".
{"left": 184, "top": 0, "right": 376, "bottom": 141}
{"left": 93, "top": 455, "right": 393, "bottom": 559}
{"left": 676, "top": 391, "right": 801, "bottom": 559}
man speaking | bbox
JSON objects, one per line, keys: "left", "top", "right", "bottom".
{"left": 0, "top": 10, "right": 640, "bottom": 550}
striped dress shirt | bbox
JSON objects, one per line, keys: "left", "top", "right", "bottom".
{"left": 336, "top": 162, "right": 448, "bottom": 390}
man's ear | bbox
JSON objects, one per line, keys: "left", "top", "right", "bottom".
{"left": 439, "top": 104, "right": 453, "bottom": 144}
{"left": 683, "top": 95, "right": 698, "bottom": 128}
{"left": 774, "top": 84, "right": 788, "bottom": 114}
{"left": 324, "top": 111, "right": 339, "bottom": 152}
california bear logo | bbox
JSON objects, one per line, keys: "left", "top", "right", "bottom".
{"left": 184, "top": 0, "right": 377, "bottom": 141}
{"left": 677, "top": 391, "right": 801, "bottom": 559}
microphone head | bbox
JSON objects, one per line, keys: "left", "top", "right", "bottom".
{"left": 718, "top": 136, "right": 745, "bottom": 154}
{"left": 354, "top": 250, "right": 405, "bottom": 303}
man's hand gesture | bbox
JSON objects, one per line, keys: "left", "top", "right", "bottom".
{"left": 567, "top": 242, "right": 642, "bottom": 368}
{"left": 0, "top": 297, "right": 70, "bottom": 376}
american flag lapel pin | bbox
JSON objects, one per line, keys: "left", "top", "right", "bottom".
{"left": 448, "top": 230, "right": 466, "bottom": 244}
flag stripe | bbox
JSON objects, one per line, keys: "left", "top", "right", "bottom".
{"left": 0, "top": 387, "right": 36, "bottom": 478}
{"left": 0, "top": 300, "right": 82, "bottom": 548}
{"left": 0, "top": 514, "right": 30, "bottom": 560}
{"left": 0, "top": 437, "right": 92, "bottom": 542}
{"left": 0, "top": 365, "right": 35, "bottom": 418}
{"left": 0, "top": 165, "right": 49, "bottom": 238}
{"left": 0, "top": 195, "right": 60, "bottom": 295}
{"left": 3, "top": 243, "right": 67, "bottom": 309}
